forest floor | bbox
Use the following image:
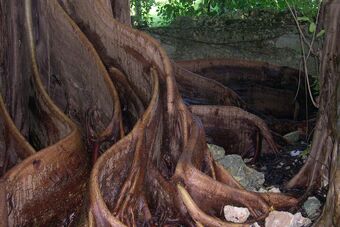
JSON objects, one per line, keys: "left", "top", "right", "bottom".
{"left": 211, "top": 137, "right": 326, "bottom": 226}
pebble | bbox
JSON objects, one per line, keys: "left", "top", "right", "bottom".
{"left": 290, "top": 150, "right": 301, "bottom": 157}
{"left": 268, "top": 187, "right": 281, "bottom": 193}
{"left": 224, "top": 205, "right": 250, "bottom": 223}
{"left": 265, "top": 211, "right": 311, "bottom": 227}
{"left": 258, "top": 187, "right": 268, "bottom": 193}
{"left": 303, "top": 196, "right": 321, "bottom": 219}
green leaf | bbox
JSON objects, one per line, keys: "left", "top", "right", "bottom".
{"left": 309, "top": 22, "right": 316, "bottom": 33}
{"left": 297, "top": 16, "right": 310, "bottom": 22}
{"left": 316, "top": 29, "right": 325, "bottom": 38}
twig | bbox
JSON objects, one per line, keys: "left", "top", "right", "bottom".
{"left": 285, "top": 0, "right": 319, "bottom": 108}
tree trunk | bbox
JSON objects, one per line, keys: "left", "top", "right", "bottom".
{"left": 284, "top": 0, "right": 340, "bottom": 190}
{"left": 111, "top": 0, "right": 131, "bottom": 26}
{"left": 312, "top": 1, "right": 340, "bottom": 226}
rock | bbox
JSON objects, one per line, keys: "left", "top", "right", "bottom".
{"left": 224, "top": 205, "right": 250, "bottom": 223}
{"left": 258, "top": 188, "right": 268, "bottom": 193}
{"left": 283, "top": 131, "right": 301, "bottom": 144}
{"left": 290, "top": 150, "right": 301, "bottom": 157}
{"left": 265, "top": 211, "right": 311, "bottom": 227}
{"left": 251, "top": 222, "right": 261, "bottom": 227}
{"left": 303, "top": 196, "right": 321, "bottom": 219}
{"left": 244, "top": 158, "right": 252, "bottom": 163}
{"left": 218, "top": 155, "right": 265, "bottom": 190}
{"left": 207, "top": 144, "right": 225, "bottom": 160}
{"left": 268, "top": 187, "right": 281, "bottom": 193}
{"left": 275, "top": 34, "right": 301, "bottom": 50}
{"left": 257, "top": 187, "right": 280, "bottom": 193}
{"left": 294, "top": 212, "right": 312, "bottom": 226}
{"left": 266, "top": 211, "right": 293, "bottom": 227}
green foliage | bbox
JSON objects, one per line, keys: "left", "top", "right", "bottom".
{"left": 157, "top": 0, "right": 196, "bottom": 25}
{"left": 130, "top": 0, "right": 320, "bottom": 27}
{"left": 300, "top": 144, "right": 311, "bottom": 159}
{"left": 130, "top": 0, "right": 156, "bottom": 27}
{"left": 156, "top": 0, "right": 320, "bottom": 26}
{"left": 297, "top": 16, "right": 325, "bottom": 37}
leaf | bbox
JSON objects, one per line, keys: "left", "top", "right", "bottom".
{"left": 309, "top": 22, "right": 316, "bottom": 33}
{"left": 297, "top": 16, "right": 310, "bottom": 22}
{"left": 316, "top": 29, "right": 325, "bottom": 38}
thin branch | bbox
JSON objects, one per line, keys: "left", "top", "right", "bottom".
{"left": 285, "top": 0, "right": 319, "bottom": 108}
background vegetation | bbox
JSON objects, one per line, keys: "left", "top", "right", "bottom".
{"left": 130, "top": 0, "right": 320, "bottom": 27}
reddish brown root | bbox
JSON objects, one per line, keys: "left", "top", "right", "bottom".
{"left": 0, "top": 0, "right": 304, "bottom": 226}
{"left": 190, "top": 105, "right": 278, "bottom": 160}
{"left": 174, "top": 63, "right": 244, "bottom": 107}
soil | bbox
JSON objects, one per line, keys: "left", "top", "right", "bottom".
{"left": 252, "top": 139, "right": 327, "bottom": 223}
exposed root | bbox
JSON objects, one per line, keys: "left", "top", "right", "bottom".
{"left": 190, "top": 105, "right": 278, "bottom": 160}
{"left": 0, "top": 0, "right": 309, "bottom": 225}
{"left": 177, "top": 58, "right": 317, "bottom": 133}
{"left": 174, "top": 63, "right": 244, "bottom": 107}
{"left": 177, "top": 184, "right": 248, "bottom": 227}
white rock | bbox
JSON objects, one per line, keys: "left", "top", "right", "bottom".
{"left": 265, "top": 211, "right": 311, "bottom": 227}
{"left": 268, "top": 187, "right": 281, "bottom": 193}
{"left": 251, "top": 222, "right": 261, "bottom": 227}
{"left": 257, "top": 188, "right": 268, "bottom": 193}
{"left": 294, "top": 212, "right": 312, "bottom": 226}
{"left": 224, "top": 205, "right": 250, "bottom": 223}
{"left": 257, "top": 187, "right": 280, "bottom": 193}
{"left": 290, "top": 150, "right": 301, "bottom": 157}
{"left": 265, "top": 211, "right": 293, "bottom": 227}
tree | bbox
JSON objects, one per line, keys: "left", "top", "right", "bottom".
{"left": 307, "top": 1, "right": 340, "bottom": 225}
{"left": 0, "top": 0, "right": 338, "bottom": 226}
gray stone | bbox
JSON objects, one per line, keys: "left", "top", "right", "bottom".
{"left": 224, "top": 205, "right": 250, "bottom": 223}
{"left": 218, "top": 155, "right": 265, "bottom": 190}
{"left": 265, "top": 211, "right": 311, "bottom": 227}
{"left": 283, "top": 131, "right": 301, "bottom": 144}
{"left": 207, "top": 144, "right": 225, "bottom": 161}
{"left": 275, "top": 34, "right": 301, "bottom": 50}
{"left": 303, "top": 196, "right": 321, "bottom": 219}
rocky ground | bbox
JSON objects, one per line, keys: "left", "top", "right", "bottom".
{"left": 208, "top": 137, "right": 325, "bottom": 227}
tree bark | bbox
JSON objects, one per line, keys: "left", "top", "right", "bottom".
{"left": 111, "top": 0, "right": 131, "bottom": 26}
{"left": 285, "top": 0, "right": 340, "bottom": 192}
{"left": 312, "top": 0, "right": 340, "bottom": 226}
